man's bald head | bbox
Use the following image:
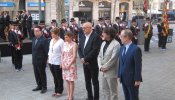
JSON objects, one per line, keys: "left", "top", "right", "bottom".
{"left": 83, "top": 22, "right": 93, "bottom": 35}
{"left": 83, "top": 22, "right": 92, "bottom": 28}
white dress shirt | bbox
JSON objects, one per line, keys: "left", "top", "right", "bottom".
{"left": 48, "top": 38, "right": 64, "bottom": 65}
{"left": 84, "top": 32, "right": 92, "bottom": 48}
{"left": 123, "top": 41, "right": 132, "bottom": 55}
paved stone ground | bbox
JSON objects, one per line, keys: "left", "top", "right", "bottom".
{"left": 0, "top": 25, "right": 175, "bottom": 100}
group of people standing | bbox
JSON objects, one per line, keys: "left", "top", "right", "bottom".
{"left": 31, "top": 15, "right": 142, "bottom": 100}
{"left": 0, "top": 10, "right": 33, "bottom": 42}
{"left": 0, "top": 11, "right": 10, "bottom": 41}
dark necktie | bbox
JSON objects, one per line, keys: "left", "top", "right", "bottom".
{"left": 123, "top": 46, "right": 126, "bottom": 57}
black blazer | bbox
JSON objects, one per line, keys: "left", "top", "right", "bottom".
{"left": 32, "top": 35, "right": 49, "bottom": 66}
{"left": 4, "top": 15, "right": 10, "bottom": 27}
{"left": 95, "top": 25, "right": 103, "bottom": 35}
{"left": 26, "top": 16, "right": 33, "bottom": 28}
{"left": 113, "top": 23, "right": 121, "bottom": 34}
{"left": 78, "top": 31, "right": 102, "bottom": 69}
{"left": 8, "top": 31, "right": 18, "bottom": 45}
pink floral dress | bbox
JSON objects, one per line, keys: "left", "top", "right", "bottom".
{"left": 62, "top": 42, "right": 77, "bottom": 81}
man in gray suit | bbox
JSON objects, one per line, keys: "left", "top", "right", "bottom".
{"left": 98, "top": 27, "right": 120, "bottom": 100}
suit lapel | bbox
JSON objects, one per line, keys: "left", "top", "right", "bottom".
{"left": 103, "top": 40, "right": 114, "bottom": 58}
{"left": 121, "top": 44, "right": 133, "bottom": 63}
{"left": 84, "top": 32, "right": 93, "bottom": 50}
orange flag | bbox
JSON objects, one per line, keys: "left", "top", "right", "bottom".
{"left": 163, "top": 0, "right": 169, "bottom": 36}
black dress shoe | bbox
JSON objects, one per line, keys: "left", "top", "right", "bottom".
{"left": 32, "top": 87, "right": 42, "bottom": 91}
{"left": 40, "top": 88, "right": 47, "bottom": 94}
{"left": 86, "top": 98, "right": 93, "bottom": 100}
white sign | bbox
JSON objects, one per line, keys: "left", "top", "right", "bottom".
{"left": 31, "top": 14, "right": 39, "bottom": 20}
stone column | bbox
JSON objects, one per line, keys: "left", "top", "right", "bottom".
{"left": 92, "top": 1, "right": 99, "bottom": 25}
{"left": 128, "top": 0, "right": 133, "bottom": 20}
{"left": 69, "top": 0, "right": 74, "bottom": 20}
{"left": 111, "top": 0, "right": 120, "bottom": 22}
{"left": 45, "top": 0, "right": 51, "bottom": 25}
{"left": 50, "top": 0, "right": 57, "bottom": 20}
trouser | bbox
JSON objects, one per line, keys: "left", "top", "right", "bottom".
{"left": 10, "top": 46, "right": 15, "bottom": 65}
{"left": 158, "top": 33, "right": 163, "bottom": 47}
{"left": 27, "top": 26, "right": 33, "bottom": 39}
{"left": 83, "top": 65, "right": 99, "bottom": 100}
{"left": 0, "top": 25, "right": 4, "bottom": 39}
{"left": 14, "top": 49, "right": 23, "bottom": 70}
{"left": 122, "top": 83, "right": 139, "bottom": 100}
{"left": 33, "top": 63, "right": 47, "bottom": 89}
{"left": 49, "top": 64, "right": 64, "bottom": 94}
{"left": 144, "top": 35, "right": 152, "bottom": 51}
{"left": 102, "top": 77, "right": 118, "bottom": 100}
{"left": 22, "top": 26, "right": 28, "bottom": 38}
{"left": 162, "top": 36, "right": 168, "bottom": 49}
{"left": 132, "top": 37, "right": 138, "bottom": 45}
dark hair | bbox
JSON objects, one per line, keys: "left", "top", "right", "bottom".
{"left": 34, "top": 25, "right": 42, "bottom": 31}
{"left": 103, "top": 27, "right": 116, "bottom": 39}
{"left": 65, "top": 31, "right": 74, "bottom": 38}
{"left": 51, "top": 27, "right": 60, "bottom": 36}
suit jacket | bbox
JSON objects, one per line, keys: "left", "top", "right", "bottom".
{"left": 32, "top": 35, "right": 49, "bottom": 66}
{"left": 95, "top": 25, "right": 103, "bottom": 35}
{"left": 78, "top": 27, "right": 84, "bottom": 40}
{"left": 69, "top": 24, "right": 79, "bottom": 35}
{"left": 98, "top": 39, "right": 120, "bottom": 78}
{"left": 4, "top": 15, "right": 10, "bottom": 27}
{"left": 113, "top": 23, "right": 121, "bottom": 34}
{"left": 60, "top": 28, "right": 68, "bottom": 40}
{"left": 118, "top": 43, "right": 142, "bottom": 86}
{"left": 8, "top": 31, "right": 18, "bottom": 46}
{"left": 78, "top": 31, "right": 102, "bottom": 69}
{"left": 26, "top": 16, "right": 33, "bottom": 28}
{"left": 21, "top": 14, "right": 28, "bottom": 26}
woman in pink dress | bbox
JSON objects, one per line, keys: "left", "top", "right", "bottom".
{"left": 61, "top": 32, "right": 77, "bottom": 100}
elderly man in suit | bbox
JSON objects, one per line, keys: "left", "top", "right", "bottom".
{"left": 32, "top": 26, "right": 49, "bottom": 94}
{"left": 118, "top": 29, "right": 142, "bottom": 100}
{"left": 98, "top": 27, "right": 120, "bottom": 100}
{"left": 78, "top": 22, "right": 102, "bottom": 100}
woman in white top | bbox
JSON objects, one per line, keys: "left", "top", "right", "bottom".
{"left": 48, "top": 27, "right": 64, "bottom": 97}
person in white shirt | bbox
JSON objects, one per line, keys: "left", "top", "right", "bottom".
{"left": 48, "top": 27, "right": 64, "bottom": 97}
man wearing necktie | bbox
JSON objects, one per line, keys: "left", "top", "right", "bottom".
{"left": 32, "top": 26, "right": 49, "bottom": 94}
{"left": 118, "top": 29, "right": 142, "bottom": 100}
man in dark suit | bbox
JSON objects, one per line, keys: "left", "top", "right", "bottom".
{"left": 3, "top": 11, "right": 10, "bottom": 27}
{"left": 21, "top": 10, "right": 28, "bottom": 38}
{"left": 113, "top": 17, "right": 122, "bottom": 46}
{"left": 78, "top": 22, "right": 102, "bottom": 100}
{"left": 60, "top": 19, "right": 70, "bottom": 40}
{"left": 95, "top": 18, "right": 106, "bottom": 36}
{"left": 157, "top": 18, "right": 163, "bottom": 48}
{"left": 32, "top": 26, "right": 49, "bottom": 94}
{"left": 130, "top": 19, "right": 140, "bottom": 45}
{"left": 143, "top": 17, "right": 153, "bottom": 52}
{"left": 118, "top": 29, "right": 142, "bottom": 100}
{"left": 69, "top": 18, "right": 79, "bottom": 43}
{"left": 26, "top": 12, "right": 33, "bottom": 39}
{"left": 0, "top": 12, "right": 4, "bottom": 40}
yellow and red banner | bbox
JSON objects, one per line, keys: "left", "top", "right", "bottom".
{"left": 163, "top": 0, "right": 169, "bottom": 36}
